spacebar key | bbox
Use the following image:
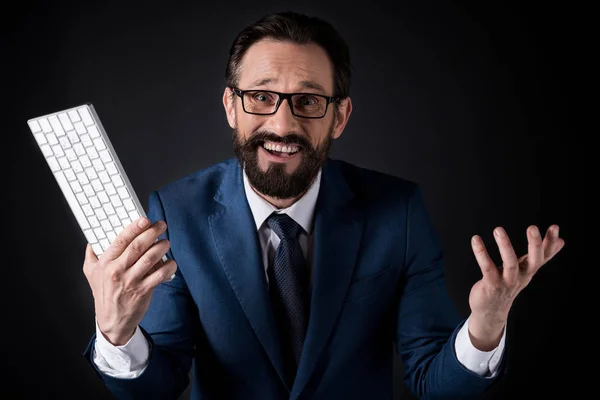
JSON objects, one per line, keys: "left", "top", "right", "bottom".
{"left": 54, "top": 170, "right": 90, "bottom": 230}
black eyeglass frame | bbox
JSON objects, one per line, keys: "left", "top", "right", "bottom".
{"left": 231, "top": 87, "right": 339, "bottom": 119}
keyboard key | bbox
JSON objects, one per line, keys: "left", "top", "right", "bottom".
{"left": 68, "top": 110, "right": 81, "bottom": 122}
{"left": 54, "top": 170, "right": 89, "bottom": 229}
{"left": 95, "top": 208, "right": 107, "bottom": 220}
{"left": 74, "top": 143, "right": 86, "bottom": 155}
{"left": 33, "top": 133, "right": 47, "bottom": 145}
{"left": 107, "top": 230, "right": 117, "bottom": 243}
{"left": 72, "top": 161, "right": 83, "bottom": 173}
{"left": 47, "top": 133, "right": 58, "bottom": 145}
{"left": 110, "top": 194, "right": 122, "bottom": 207}
{"left": 58, "top": 113, "right": 74, "bottom": 131}
{"left": 97, "top": 191, "right": 109, "bottom": 204}
{"left": 65, "top": 148, "right": 77, "bottom": 161}
{"left": 85, "top": 167, "right": 98, "bottom": 180}
{"left": 76, "top": 192, "right": 88, "bottom": 205}
{"left": 80, "top": 155, "right": 92, "bottom": 168}
{"left": 98, "top": 171, "right": 111, "bottom": 184}
{"left": 129, "top": 210, "right": 140, "bottom": 221}
{"left": 89, "top": 215, "right": 100, "bottom": 228}
{"left": 116, "top": 207, "right": 128, "bottom": 219}
{"left": 49, "top": 116, "right": 65, "bottom": 136}
{"left": 91, "top": 179, "right": 103, "bottom": 192}
{"left": 93, "top": 137, "right": 106, "bottom": 150}
{"left": 47, "top": 157, "right": 60, "bottom": 172}
{"left": 83, "top": 229, "right": 98, "bottom": 244}
{"left": 116, "top": 187, "right": 130, "bottom": 199}
{"left": 80, "top": 134, "right": 93, "bottom": 147}
{"left": 106, "top": 162, "right": 118, "bottom": 175}
{"left": 109, "top": 214, "right": 121, "bottom": 228}
{"left": 76, "top": 172, "right": 89, "bottom": 184}
{"left": 64, "top": 169, "right": 76, "bottom": 181}
{"left": 105, "top": 183, "right": 116, "bottom": 195}
{"left": 40, "top": 144, "right": 53, "bottom": 157}
{"left": 67, "top": 131, "right": 80, "bottom": 144}
{"left": 28, "top": 120, "right": 42, "bottom": 133}
{"left": 39, "top": 118, "right": 52, "bottom": 133}
{"left": 99, "top": 150, "right": 112, "bottom": 162}
{"left": 70, "top": 180, "right": 82, "bottom": 193}
{"left": 82, "top": 204, "right": 94, "bottom": 216}
{"left": 78, "top": 107, "right": 94, "bottom": 126}
{"left": 88, "top": 125, "right": 100, "bottom": 138}
{"left": 59, "top": 136, "right": 71, "bottom": 149}
{"left": 92, "top": 158, "right": 105, "bottom": 171}
{"left": 101, "top": 219, "right": 112, "bottom": 232}
{"left": 51, "top": 144, "right": 64, "bottom": 157}
{"left": 87, "top": 146, "right": 99, "bottom": 159}
{"left": 58, "top": 157, "right": 70, "bottom": 170}
{"left": 115, "top": 226, "right": 124, "bottom": 236}
{"left": 123, "top": 198, "right": 135, "bottom": 211}
{"left": 83, "top": 184, "right": 94, "bottom": 197}
{"left": 93, "top": 227, "right": 106, "bottom": 239}
{"left": 74, "top": 121, "right": 87, "bottom": 134}
{"left": 122, "top": 217, "right": 132, "bottom": 227}
{"left": 111, "top": 175, "right": 124, "bottom": 187}
{"left": 103, "top": 203, "right": 115, "bottom": 215}
{"left": 91, "top": 243, "right": 103, "bottom": 255}
{"left": 89, "top": 196, "right": 101, "bottom": 209}
{"left": 100, "top": 238, "right": 110, "bottom": 251}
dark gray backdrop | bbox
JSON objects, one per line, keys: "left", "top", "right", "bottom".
{"left": 3, "top": 0, "right": 580, "bottom": 399}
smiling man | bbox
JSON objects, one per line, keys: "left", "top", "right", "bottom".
{"left": 82, "top": 11, "right": 565, "bottom": 400}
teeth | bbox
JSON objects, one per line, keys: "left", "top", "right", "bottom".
{"left": 263, "top": 141, "right": 298, "bottom": 153}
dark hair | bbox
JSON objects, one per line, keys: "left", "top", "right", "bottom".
{"left": 225, "top": 11, "right": 352, "bottom": 99}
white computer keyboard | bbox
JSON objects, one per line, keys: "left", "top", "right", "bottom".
{"left": 27, "top": 103, "right": 162, "bottom": 260}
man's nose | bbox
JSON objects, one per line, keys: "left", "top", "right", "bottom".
{"left": 266, "top": 99, "right": 299, "bottom": 135}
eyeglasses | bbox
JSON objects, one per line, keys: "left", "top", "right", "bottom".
{"left": 231, "top": 87, "right": 338, "bottom": 119}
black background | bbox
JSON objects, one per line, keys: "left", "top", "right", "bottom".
{"left": 3, "top": 0, "right": 581, "bottom": 399}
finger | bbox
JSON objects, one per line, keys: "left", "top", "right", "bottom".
{"left": 101, "top": 217, "right": 152, "bottom": 262}
{"left": 140, "top": 259, "right": 178, "bottom": 293}
{"left": 118, "top": 220, "right": 167, "bottom": 269}
{"left": 471, "top": 235, "right": 501, "bottom": 283}
{"left": 125, "top": 239, "right": 171, "bottom": 281}
{"left": 493, "top": 227, "right": 519, "bottom": 284}
{"left": 542, "top": 224, "right": 565, "bottom": 262}
{"left": 525, "top": 225, "right": 544, "bottom": 272}
{"left": 83, "top": 243, "right": 98, "bottom": 278}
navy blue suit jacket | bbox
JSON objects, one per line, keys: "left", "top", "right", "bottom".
{"left": 84, "top": 157, "right": 506, "bottom": 399}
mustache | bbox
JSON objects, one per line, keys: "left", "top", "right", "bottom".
{"left": 244, "top": 130, "right": 313, "bottom": 150}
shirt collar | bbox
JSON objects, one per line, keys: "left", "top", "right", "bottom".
{"left": 242, "top": 167, "right": 321, "bottom": 234}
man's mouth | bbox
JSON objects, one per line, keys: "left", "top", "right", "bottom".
{"left": 261, "top": 140, "right": 302, "bottom": 158}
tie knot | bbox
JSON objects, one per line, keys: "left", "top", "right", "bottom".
{"left": 267, "top": 213, "right": 303, "bottom": 240}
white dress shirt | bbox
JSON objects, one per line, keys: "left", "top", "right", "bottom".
{"left": 93, "top": 168, "right": 506, "bottom": 379}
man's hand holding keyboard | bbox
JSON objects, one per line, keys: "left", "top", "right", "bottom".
{"left": 82, "top": 216, "right": 178, "bottom": 346}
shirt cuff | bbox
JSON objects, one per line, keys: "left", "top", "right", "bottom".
{"left": 455, "top": 316, "right": 506, "bottom": 377}
{"left": 92, "top": 317, "right": 150, "bottom": 379}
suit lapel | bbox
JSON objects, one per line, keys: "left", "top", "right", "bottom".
{"left": 208, "top": 161, "right": 288, "bottom": 389}
{"left": 292, "top": 159, "right": 364, "bottom": 398}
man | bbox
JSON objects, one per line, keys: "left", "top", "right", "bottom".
{"left": 82, "top": 11, "right": 565, "bottom": 400}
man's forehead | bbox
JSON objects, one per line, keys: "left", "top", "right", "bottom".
{"left": 238, "top": 40, "right": 334, "bottom": 93}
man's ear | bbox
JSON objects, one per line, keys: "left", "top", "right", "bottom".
{"left": 331, "top": 97, "right": 353, "bottom": 139}
{"left": 223, "top": 87, "right": 236, "bottom": 129}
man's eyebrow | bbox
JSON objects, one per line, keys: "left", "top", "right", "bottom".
{"left": 249, "top": 78, "right": 327, "bottom": 93}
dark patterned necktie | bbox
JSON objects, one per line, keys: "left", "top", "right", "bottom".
{"left": 267, "top": 212, "right": 309, "bottom": 387}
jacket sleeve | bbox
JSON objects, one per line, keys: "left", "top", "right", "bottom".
{"left": 83, "top": 190, "right": 200, "bottom": 400}
{"left": 395, "top": 183, "right": 507, "bottom": 400}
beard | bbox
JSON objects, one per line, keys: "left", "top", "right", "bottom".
{"left": 233, "top": 125, "right": 333, "bottom": 200}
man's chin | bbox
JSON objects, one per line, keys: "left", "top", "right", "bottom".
{"left": 257, "top": 146, "right": 303, "bottom": 173}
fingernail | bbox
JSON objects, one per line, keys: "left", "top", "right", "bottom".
{"left": 138, "top": 218, "right": 149, "bottom": 228}
{"left": 532, "top": 227, "right": 540, "bottom": 237}
{"left": 494, "top": 228, "right": 503, "bottom": 237}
